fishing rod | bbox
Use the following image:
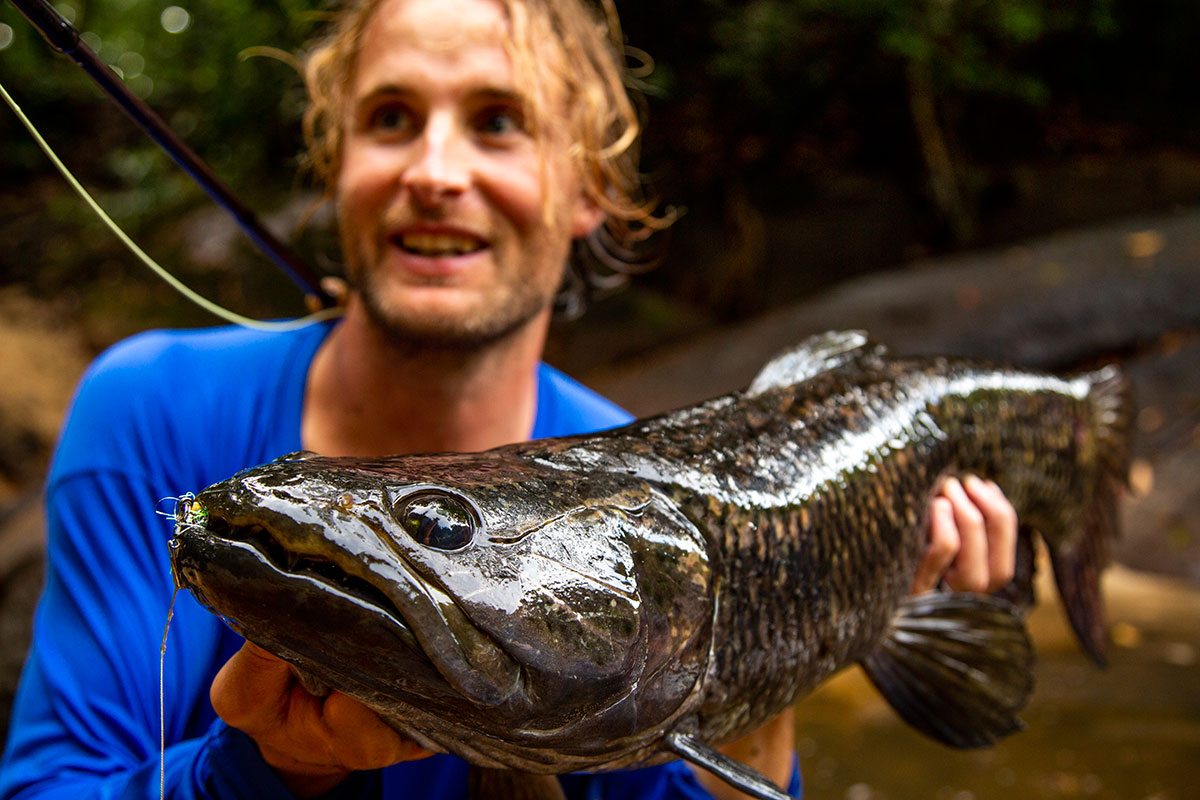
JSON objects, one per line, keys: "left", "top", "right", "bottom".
{"left": 5, "top": 0, "right": 337, "bottom": 309}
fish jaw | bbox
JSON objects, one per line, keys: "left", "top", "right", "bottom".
{"left": 168, "top": 463, "right": 525, "bottom": 711}
{"left": 168, "top": 522, "right": 466, "bottom": 707}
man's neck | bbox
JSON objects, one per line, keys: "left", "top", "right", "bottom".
{"left": 301, "top": 301, "right": 550, "bottom": 457}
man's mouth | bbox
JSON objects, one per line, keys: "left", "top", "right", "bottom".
{"left": 396, "top": 232, "right": 487, "bottom": 257}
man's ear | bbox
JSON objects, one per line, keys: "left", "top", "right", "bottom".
{"left": 570, "top": 194, "right": 606, "bottom": 238}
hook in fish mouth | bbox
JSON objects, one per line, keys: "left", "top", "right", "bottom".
{"left": 166, "top": 493, "right": 208, "bottom": 530}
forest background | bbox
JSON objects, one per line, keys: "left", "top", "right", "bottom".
{"left": 1, "top": 0, "right": 1198, "bottom": 359}
{"left": 3, "top": 3, "right": 1200, "bottom": 797}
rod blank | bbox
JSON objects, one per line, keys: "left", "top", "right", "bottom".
{"left": 6, "top": 0, "right": 335, "bottom": 308}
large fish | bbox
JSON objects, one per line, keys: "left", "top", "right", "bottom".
{"left": 169, "top": 331, "right": 1131, "bottom": 800}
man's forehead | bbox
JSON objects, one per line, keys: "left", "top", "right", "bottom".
{"left": 366, "top": 0, "right": 511, "bottom": 52}
{"left": 355, "top": 0, "right": 572, "bottom": 109}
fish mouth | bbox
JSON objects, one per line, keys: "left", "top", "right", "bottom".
{"left": 174, "top": 503, "right": 522, "bottom": 709}
{"left": 221, "top": 519, "right": 410, "bottom": 630}
{"left": 179, "top": 514, "right": 425, "bottom": 660}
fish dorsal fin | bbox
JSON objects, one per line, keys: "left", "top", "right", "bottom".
{"left": 664, "top": 732, "right": 796, "bottom": 800}
{"left": 861, "top": 592, "right": 1034, "bottom": 749}
{"left": 746, "top": 330, "right": 882, "bottom": 396}
{"left": 272, "top": 450, "right": 321, "bottom": 462}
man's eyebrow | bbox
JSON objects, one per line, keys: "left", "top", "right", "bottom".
{"left": 353, "top": 83, "right": 413, "bottom": 104}
{"left": 354, "top": 84, "right": 526, "bottom": 105}
{"left": 471, "top": 87, "right": 525, "bottom": 105}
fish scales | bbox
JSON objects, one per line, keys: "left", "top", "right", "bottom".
{"left": 170, "top": 331, "right": 1131, "bottom": 800}
{"left": 517, "top": 350, "right": 1116, "bottom": 745}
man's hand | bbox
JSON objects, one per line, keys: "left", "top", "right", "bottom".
{"left": 912, "top": 474, "right": 1018, "bottom": 595}
{"left": 211, "top": 641, "right": 433, "bottom": 799}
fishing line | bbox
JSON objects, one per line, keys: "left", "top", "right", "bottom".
{"left": 0, "top": 77, "right": 342, "bottom": 332}
{"left": 160, "top": 586, "right": 177, "bottom": 800}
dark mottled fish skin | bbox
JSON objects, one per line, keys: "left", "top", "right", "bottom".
{"left": 169, "top": 331, "right": 1131, "bottom": 797}
{"left": 524, "top": 336, "right": 1128, "bottom": 746}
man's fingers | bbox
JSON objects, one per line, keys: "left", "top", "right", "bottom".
{"left": 962, "top": 476, "right": 1018, "bottom": 591}
{"left": 913, "top": 496, "right": 958, "bottom": 594}
{"left": 914, "top": 475, "right": 1021, "bottom": 596}
{"left": 323, "top": 692, "right": 434, "bottom": 769}
{"left": 210, "top": 641, "right": 294, "bottom": 733}
{"left": 940, "top": 477, "right": 990, "bottom": 592}
{"left": 212, "top": 641, "right": 433, "bottom": 775}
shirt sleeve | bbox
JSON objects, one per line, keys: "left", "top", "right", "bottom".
{"left": 0, "top": 334, "right": 368, "bottom": 800}
{"left": 0, "top": 468, "right": 335, "bottom": 800}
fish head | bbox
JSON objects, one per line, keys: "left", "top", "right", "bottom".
{"left": 170, "top": 449, "right": 715, "bottom": 765}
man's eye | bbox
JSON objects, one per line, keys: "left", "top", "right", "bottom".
{"left": 476, "top": 107, "right": 525, "bottom": 136}
{"left": 368, "top": 104, "right": 413, "bottom": 133}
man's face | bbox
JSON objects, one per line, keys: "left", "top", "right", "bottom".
{"left": 335, "top": 0, "right": 601, "bottom": 347}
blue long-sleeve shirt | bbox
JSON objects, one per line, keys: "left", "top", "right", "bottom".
{"left": 0, "top": 322, "right": 800, "bottom": 799}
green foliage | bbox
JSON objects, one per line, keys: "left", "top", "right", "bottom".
{"left": 0, "top": 0, "right": 1194, "bottom": 335}
{"left": 1, "top": 0, "right": 322, "bottom": 194}
{"left": 0, "top": 0, "right": 327, "bottom": 316}
{"left": 704, "top": 0, "right": 1116, "bottom": 109}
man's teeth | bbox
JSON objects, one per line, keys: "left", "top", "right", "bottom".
{"left": 399, "top": 233, "right": 484, "bottom": 256}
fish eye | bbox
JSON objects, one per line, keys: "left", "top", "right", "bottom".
{"left": 396, "top": 493, "right": 476, "bottom": 551}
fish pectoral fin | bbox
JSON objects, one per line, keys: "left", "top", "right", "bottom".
{"left": 1049, "top": 520, "right": 1110, "bottom": 666}
{"left": 862, "top": 592, "right": 1035, "bottom": 749}
{"left": 467, "top": 767, "right": 566, "bottom": 800}
{"left": 664, "top": 732, "right": 796, "bottom": 800}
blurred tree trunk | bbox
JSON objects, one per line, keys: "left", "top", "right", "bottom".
{"left": 905, "top": 58, "right": 972, "bottom": 243}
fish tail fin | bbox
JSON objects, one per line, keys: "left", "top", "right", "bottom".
{"left": 1048, "top": 506, "right": 1112, "bottom": 666}
{"left": 861, "top": 592, "right": 1034, "bottom": 748}
{"left": 1048, "top": 365, "right": 1133, "bottom": 666}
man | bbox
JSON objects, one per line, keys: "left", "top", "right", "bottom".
{"left": 0, "top": 0, "right": 1017, "bottom": 798}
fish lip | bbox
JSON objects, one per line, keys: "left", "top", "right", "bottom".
{"left": 183, "top": 509, "right": 522, "bottom": 709}
{"left": 174, "top": 520, "right": 427, "bottom": 658}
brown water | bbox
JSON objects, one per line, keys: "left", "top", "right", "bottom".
{"left": 792, "top": 566, "right": 1200, "bottom": 800}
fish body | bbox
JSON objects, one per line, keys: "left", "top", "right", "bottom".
{"left": 169, "top": 331, "right": 1130, "bottom": 798}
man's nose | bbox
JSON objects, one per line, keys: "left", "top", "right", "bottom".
{"left": 403, "top": 114, "right": 470, "bottom": 206}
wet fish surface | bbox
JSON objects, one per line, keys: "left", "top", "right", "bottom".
{"left": 169, "top": 331, "right": 1131, "bottom": 800}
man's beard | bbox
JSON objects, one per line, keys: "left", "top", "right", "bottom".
{"left": 351, "top": 266, "right": 560, "bottom": 355}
